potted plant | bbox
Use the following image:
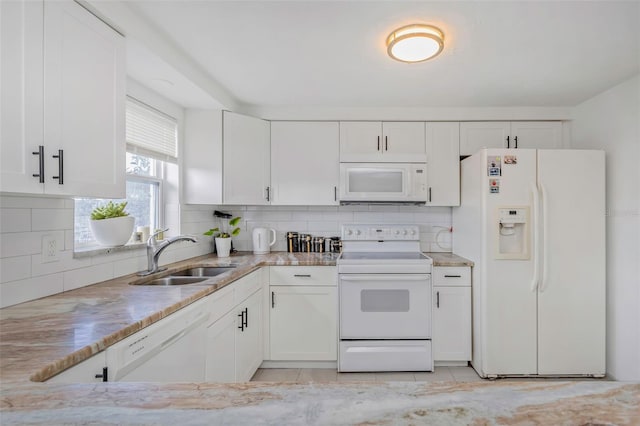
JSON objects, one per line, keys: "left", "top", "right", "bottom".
{"left": 89, "top": 201, "right": 135, "bottom": 247}
{"left": 204, "top": 216, "right": 241, "bottom": 257}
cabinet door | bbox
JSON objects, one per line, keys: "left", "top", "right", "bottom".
{"left": 235, "top": 289, "right": 263, "bottom": 382}
{"left": 339, "top": 121, "right": 383, "bottom": 162}
{"left": 43, "top": 0, "right": 125, "bottom": 198}
{"left": 183, "top": 110, "right": 223, "bottom": 204}
{"left": 510, "top": 121, "right": 562, "bottom": 149}
{"left": 382, "top": 122, "right": 426, "bottom": 162}
{"left": 271, "top": 122, "right": 339, "bottom": 205}
{"left": 433, "top": 286, "right": 471, "bottom": 361}
{"left": 270, "top": 285, "right": 337, "bottom": 361}
{"left": 223, "top": 111, "right": 271, "bottom": 204}
{"left": 426, "top": 122, "right": 460, "bottom": 206}
{"left": 459, "top": 122, "right": 510, "bottom": 156}
{"left": 0, "top": 0, "right": 44, "bottom": 194}
{"left": 47, "top": 352, "right": 107, "bottom": 383}
{"left": 205, "top": 309, "right": 237, "bottom": 382}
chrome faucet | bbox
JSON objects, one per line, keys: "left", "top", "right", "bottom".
{"left": 137, "top": 229, "right": 197, "bottom": 276}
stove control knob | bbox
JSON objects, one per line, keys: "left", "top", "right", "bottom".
{"left": 411, "top": 229, "right": 417, "bottom": 236}
{"left": 346, "top": 229, "right": 353, "bottom": 236}
{"left": 355, "top": 229, "right": 361, "bottom": 236}
{"left": 402, "top": 230, "right": 408, "bottom": 235}
{"left": 394, "top": 230, "right": 400, "bottom": 235}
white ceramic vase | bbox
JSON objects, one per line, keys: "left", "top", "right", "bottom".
{"left": 215, "top": 237, "right": 232, "bottom": 257}
{"left": 89, "top": 216, "right": 135, "bottom": 247}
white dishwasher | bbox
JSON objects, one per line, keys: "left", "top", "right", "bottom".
{"left": 106, "top": 297, "right": 210, "bottom": 382}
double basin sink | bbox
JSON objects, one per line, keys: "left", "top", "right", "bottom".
{"left": 133, "top": 266, "right": 237, "bottom": 286}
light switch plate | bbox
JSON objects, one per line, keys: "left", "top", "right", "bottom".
{"left": 42, "top": 235, "right": 59, "bottom": 263}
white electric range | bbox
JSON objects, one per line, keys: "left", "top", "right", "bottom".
{"left": 337, "top": 224, "right": 434, "bottom": 372}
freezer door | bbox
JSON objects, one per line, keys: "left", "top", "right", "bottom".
{"left": 482, "top": 149, "right": 538, "bottom": 375}
{"left": 537, "top": 150, "right": 606, "bottom": 375}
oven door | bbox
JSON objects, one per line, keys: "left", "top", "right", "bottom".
{"left": 339, "top": 273, "right": 431, "bottom": 339}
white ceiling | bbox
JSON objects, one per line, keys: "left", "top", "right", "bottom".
{"left": 110, "top": 1, "right": 639, "bottom": 109}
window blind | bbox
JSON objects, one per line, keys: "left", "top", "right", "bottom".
{"left": 126, "top": 97, "right": 178, "bottom": 163}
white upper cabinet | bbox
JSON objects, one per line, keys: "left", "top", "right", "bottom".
{"left": 339, "top": 121, "right": 426, "bottom": 162}
{"left": 183, "top": 110, "right": 223, "bottom": 205}
{"left": 271, "top": 121, "right": 339, "bottom": 205}
{"left": 223, "top": 111, "right": 271, "bottom": 205}
{"left": 426, "top": 122, "right": 460, "bottom": 206}
{"left": 1, "top": 0, "right": 125, "bottom": 197}
{"left": 460, "top": 121, "right": 562, "bottom": 156}
{"left": 509, "top": 121, "right": 563, "bottom": 150}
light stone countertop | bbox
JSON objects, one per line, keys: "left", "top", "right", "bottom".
{"left": 2, "top": 251, "right": 637, "bottom": 425}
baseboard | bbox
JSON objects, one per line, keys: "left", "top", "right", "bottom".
{"left": 435, "top": 361, "right": 470, "bottom": 367}
{"left": 260, "top": 360, "right": 337, "bottom": 369}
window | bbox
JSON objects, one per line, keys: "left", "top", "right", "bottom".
{"left": 74, "top": 97, "right": 177, "bottom": 250}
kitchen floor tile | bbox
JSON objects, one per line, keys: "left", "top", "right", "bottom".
{"left": 449, "top": 366, "right": 483, "bottom": 382}
{"left": 297, "top": 368, "right": 338, "bottom": 383}
{"left": 374, "top": 372, "right": 416, "bottom": 382}
{"left": 414, "top": 367, "right": 455, "bottom": 382}
{"left": 336, "top": 372, "right": 376, "bottom": 382}
{"left": 252, "top": 368, "right": 300, "bottom": 382}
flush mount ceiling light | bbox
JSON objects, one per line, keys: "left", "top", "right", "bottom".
{"left": 386, "top": 24, "right": 444, "bottom": 63}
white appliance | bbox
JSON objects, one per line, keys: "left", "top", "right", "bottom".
{"left": 252, "top": 227, "right": 276, "bottom": 254}
{"left": 337, "top": 224, "right": 434, "bottom": 372}
{"left": 339, "top": 163, "right": 427, "bottom": 204}
{"left": 453, "top": 149, "right": 606, "bottom": 378}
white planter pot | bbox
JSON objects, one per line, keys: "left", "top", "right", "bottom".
{"left": 90, "top": 216, "right": 135, "bottom": 247}
{"left": 215, "top": 237, "right": 232, "bottom": 258}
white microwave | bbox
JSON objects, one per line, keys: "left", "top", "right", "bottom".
{"left": 339, "top": 163, "right": 427, "bottom": 203}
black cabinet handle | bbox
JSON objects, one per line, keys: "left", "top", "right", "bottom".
{"left": 377, "top": 136, "right": 380, "bottom": 151}
{"left": 428, "top": 187, "right": 432, "bottom": 203}
{"left": 514, "top": 136, "right": 518, "bottom": 149}
{"left": 271, "top": 291, "right": 275, "bottom": 308}
{"left": 238, "top": 310, "right": 244, "bottom": 331}
{"left": 436, "top": 291, "right": 440, "bottom": 308}
{"left": 506, "top": 136, "right": 510, "bottom": 149}
{"left": 243, "top": 307, "right": 248, "bottom": 328}
{"left": 32, "top": 146, "right": 44, "bottom": 183}
{"left": 334, "top": 186, "right": 337, "bottom": 201}
{"left": 444, "top": 275, "right": 462, "bottom": 278}
{"left": 94, "top": 366, "right": 108, "bottom": 382}
{"left": 294, "top": 274, "right": 311, "bottom": 277}
{"left": 52, "top": 149, "right": 63, "bottom": 184}
{"left": 385, "top": 136, "right": 388, "bottom": 151}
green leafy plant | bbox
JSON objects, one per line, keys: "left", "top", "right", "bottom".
{"left": 90, "top": 201, "right": 130, "bottom": 220}
{"left": 204, "top": 216, "right": 241, "bottom": 238}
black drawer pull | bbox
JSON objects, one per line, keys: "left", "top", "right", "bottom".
{"left": 444, "top": 275, "right": 462, "bottom": 278}
{"left": 294, "top": 274, "right": 311, "bottom": 277}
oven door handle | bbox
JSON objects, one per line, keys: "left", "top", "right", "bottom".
{"left": 340, "top": 274, "right": 430, "bottom": 281}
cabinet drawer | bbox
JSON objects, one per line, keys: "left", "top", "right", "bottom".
{"left": 433, "top": 267, "right": 470, "bottom": 286}
{"left": 270, "top": 266, "right": 336, "bottom": 286}
{"left": 234, "top": 269, "right": 262, "bottom": 304}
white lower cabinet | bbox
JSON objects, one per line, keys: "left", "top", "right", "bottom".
{"left": 269, "top": 266, "right": 337, "bottom": 361}
{"left": 205, "top": 271, "right": 263, "bottom": 383}
{"left": 432, "top": 267, "right": 472, "bottom": 363}
{"left": 47, "top": 351, "right": 107, "bottom": 383}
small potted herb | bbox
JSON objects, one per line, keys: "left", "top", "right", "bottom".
{"left": 204, "top": 216, "right": 241, "bottom": 257}
{"left": 89, "top": 201, "right": 135, "bottom": 247}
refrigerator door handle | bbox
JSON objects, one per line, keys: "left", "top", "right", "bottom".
{"left": 530, "top": 183, "right": 540, "bottom": 292}
{"left": 540, "top": 183, "right": 550, "bottom": 293}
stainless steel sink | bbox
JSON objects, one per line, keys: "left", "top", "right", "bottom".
{"left": 136, "top": 276, "right": 210, "bottom": 286}
{"left": 170, "top": 266, "right": 236, "bottom": 277}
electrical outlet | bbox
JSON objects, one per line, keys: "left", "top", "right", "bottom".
{"left": 42, "top": 235, "right": 59, "bottom": 263}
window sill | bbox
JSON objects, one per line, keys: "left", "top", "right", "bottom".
{"left": 73, "top": 242, "right": 146, "bottom": 259}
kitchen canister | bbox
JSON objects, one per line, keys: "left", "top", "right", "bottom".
{"left": 312, "top": 236, "right": 325, "bottom": 252}
{"left": 287, "top": 232, "right": 299, "bottom": 252}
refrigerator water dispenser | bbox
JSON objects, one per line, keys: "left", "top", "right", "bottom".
{"left": 496, "top": 207, "right": 529, "bottom": 260}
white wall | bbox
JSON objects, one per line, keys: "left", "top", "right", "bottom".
{"left": 571, "top": 74, "right": 640, "bottom": 381}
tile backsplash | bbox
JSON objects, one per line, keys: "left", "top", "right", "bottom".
{"left": 212, "top": 204, "right": 453, "bottom": 253}
{"left": 0, "top": 195, "right": 216, "bottom": 308}
{"left": 0, "top": 196, "right": 452, "bottom": 308}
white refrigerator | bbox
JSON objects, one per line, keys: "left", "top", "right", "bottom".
{"left": 453, "top": 149, "right": 606, "bottom": 378}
